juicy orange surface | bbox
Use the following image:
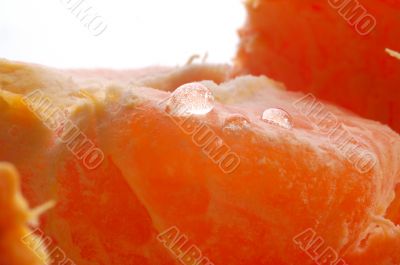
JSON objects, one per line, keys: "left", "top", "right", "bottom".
{"left": 0, "top": 59, "right": 400, "bottom": 265}
{"left": 236, "top": 0, "right": 400, "bottom": 133}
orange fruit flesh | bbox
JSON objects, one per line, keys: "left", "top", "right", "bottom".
{"left": 0, "top": 59, "right": 400, "bottom": 264}
{"left": 236, "top": 0, "right": 400, "bottom": 133}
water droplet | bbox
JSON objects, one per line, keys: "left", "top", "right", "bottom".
{"left": 223, "top": 114, "right": 250, "bottom": 132}
{"left": 261, "top": 108, "right": 293, "bottom": 129}
{"left": 166, "top": 82, "right": 215, "bottom": 116}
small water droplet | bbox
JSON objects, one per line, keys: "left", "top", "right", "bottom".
{"left": 223, "top": 114, "right": 250, "bottom": 132}
{"left": 166, "top": 82, "right": 215, "bottom": 116}
{"left": 261, "top": 108, "right": 293, "bottom": 129}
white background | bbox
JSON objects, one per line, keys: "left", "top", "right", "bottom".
{"left": 0, "top": 0, "right": 245, "bottom": 68}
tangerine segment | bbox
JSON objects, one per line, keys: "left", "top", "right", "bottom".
{"left": 0, "top": 59, "right": 400, "bottom": 264}
{"left": 236, "top": 0, "right": 400, "bottom": 132}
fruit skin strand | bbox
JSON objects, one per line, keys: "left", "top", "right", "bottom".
{"left": 0, "top": 162, "right": 49, "bottom": 265}
{"left": 236, "top": 0, "right": 400, "bottom": 133}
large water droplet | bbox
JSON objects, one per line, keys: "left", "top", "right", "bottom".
{"left": 223, "top": 114, "right": 250, "bottom": 132}
{"left": 166, "top": 82, "right": 215, "bottom": 116}
{"left": 261, "top": 108, "right": 293, "bottom": 129}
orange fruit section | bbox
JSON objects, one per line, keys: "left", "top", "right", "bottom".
{"left": 236, "top": 0, "right": 400, "bottom": 133}
{"left": 0, "top": 59, "right": 400, "bottom": 264}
